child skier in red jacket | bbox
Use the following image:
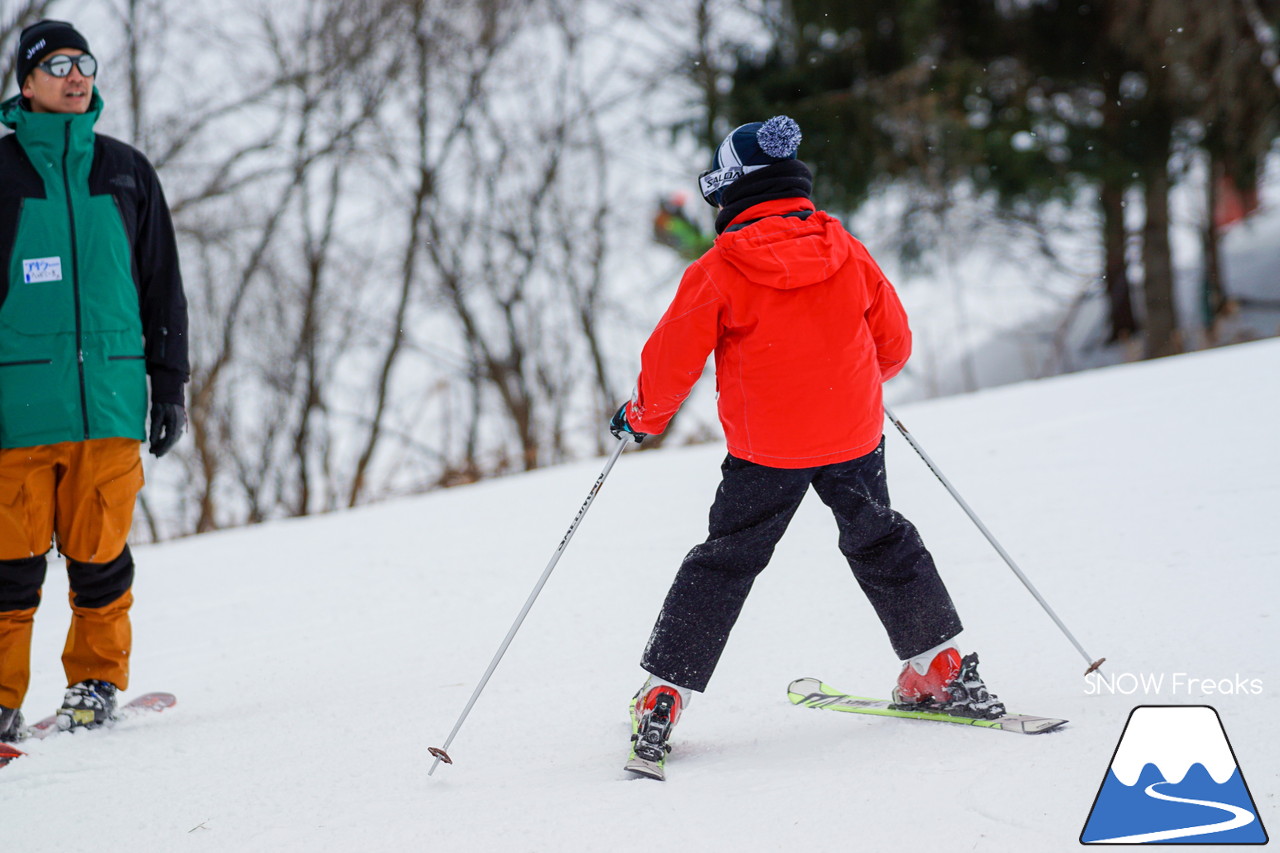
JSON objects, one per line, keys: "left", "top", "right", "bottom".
{"left": 612, "top": 116, "right": 1004, "bottom": 777}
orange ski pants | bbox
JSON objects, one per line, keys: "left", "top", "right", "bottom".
{"left": 0, "top": 438, "right": 143, "bottom": 708}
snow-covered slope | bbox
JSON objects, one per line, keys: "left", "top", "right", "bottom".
{"left": 6, "top": 340, "right": 1278, "bottom": 851}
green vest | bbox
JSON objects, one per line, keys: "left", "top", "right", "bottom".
{"left": 0, "top": 91, "right": 146, "bottom": 448}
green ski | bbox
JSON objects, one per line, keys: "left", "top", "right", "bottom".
{"left": 788, "top": 677, "right": 1067, "bottom": 734}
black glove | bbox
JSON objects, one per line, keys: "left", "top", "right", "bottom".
{"left": 609, "top": 403, "right": 647, "bottom": 443}
{"left": 148, "top": 402, "right": 186, "bottom": 457}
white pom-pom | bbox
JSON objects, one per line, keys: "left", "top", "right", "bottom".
{"left": 756, "top": 115, "right": 802, "bottom": 159}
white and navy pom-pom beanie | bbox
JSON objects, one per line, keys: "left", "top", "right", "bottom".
{"left": 699, "top": 115, "right": 804, "bottom": 207}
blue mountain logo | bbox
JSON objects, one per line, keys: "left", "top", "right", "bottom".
{"left": 1081, "top": 705, "right": 1268, "bottom": 844}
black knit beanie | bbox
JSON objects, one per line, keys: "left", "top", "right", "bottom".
{"left": 16, "top": 20, "right": 91, "bottom": 87}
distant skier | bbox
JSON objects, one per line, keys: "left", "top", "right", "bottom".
{"left": 652, "top": 191, "right": 714, "bottom": 261}
{"left": 611, "top": 115, "right": 1004, "bottom": 776}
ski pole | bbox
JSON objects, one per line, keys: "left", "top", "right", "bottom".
{"left": 884, "top": 406, "right": 1106, "bottom": 677}
{"left": 428, "top": 437, "right": 630, "bottom": 775}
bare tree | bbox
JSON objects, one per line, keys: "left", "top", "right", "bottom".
{"left": 8, "top": 0, "right": 664, "bottom": 536}
{"left": 348, "top": 0, "right": 519, "bottom": 504}
{"left": 0, "top": 0, "right": 58, "bottom": 97}
{"left": 175, "top": 0, "right": 407, "bottom": 529}
{"left": 348, "top": 0, "right": 628, "bottom": 493}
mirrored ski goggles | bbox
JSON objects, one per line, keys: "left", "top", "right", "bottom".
{"left": 697, "top": 163, "right": 766, "bottom": 206}
{"left": 36, "top": 53, "right": 98, "bottom": 78}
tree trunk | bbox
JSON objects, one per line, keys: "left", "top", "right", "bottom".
{"left": 1201, "top": 157, "right": 1230, "bottom": 340}
{"left": 1098, "top": 53, "right": 1138, "bottom": 344}
{"left": 1100, "top": 178, "right": 1138, "bottom": 342}
{"left": 1140, "top": 132, "right": 1181, "bottom": 359}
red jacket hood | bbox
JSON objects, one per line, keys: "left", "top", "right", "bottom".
{"left": 715, "top": 198, "right": 850, "bottom": 290}
{"left": 628, "top": 196, "right": 912, "bottom": 468}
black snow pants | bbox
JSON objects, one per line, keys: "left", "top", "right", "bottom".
{"left": 641, "top": 439, "right": 962, "bottom": 692}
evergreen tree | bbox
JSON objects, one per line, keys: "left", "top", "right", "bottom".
{"left": 722, "top": 0, "right": 1280, "bottom": 358}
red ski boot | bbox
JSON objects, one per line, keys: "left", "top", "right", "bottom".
{"left": 894, "top": 646, "right": 962, "bottom": 706}
{"left": 893, "top": 646, "right": 1006, "bottom": 719}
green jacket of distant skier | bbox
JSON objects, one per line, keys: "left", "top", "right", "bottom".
{"left": 0, "top": 89, "right": 188, "bottom": 449}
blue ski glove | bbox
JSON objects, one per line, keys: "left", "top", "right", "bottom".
{"left": 610, "top": 403, "right": 647, "bottom": 443}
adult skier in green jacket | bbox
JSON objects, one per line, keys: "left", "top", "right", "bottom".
{"left": 0, "top": 20, "right": 189, "bottom": 742}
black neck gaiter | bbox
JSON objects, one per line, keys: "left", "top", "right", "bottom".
{"left": 714, "top": 160, "right": 814, "bottom": 234}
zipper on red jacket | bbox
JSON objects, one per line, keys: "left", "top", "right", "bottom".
{"left": 63, "top": 122, "right": 91, "bottom": 440}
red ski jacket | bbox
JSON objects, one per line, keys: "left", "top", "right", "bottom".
{"left": 627, "top": 198, "right": 911, "bottom": 469}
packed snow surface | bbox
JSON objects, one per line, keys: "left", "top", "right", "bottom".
{"left": 5, "top": 339, "right": 1278, "bottom": 851}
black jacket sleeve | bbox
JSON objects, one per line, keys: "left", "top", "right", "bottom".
{"left": 92, "top": 135, "right": 190, "bottom": 406}
{"left": 133, "top": 153, "right": 189, "bottom": 405}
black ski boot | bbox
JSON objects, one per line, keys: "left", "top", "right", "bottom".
{"left": 57, "top": 680, "right": 118, "bottom": 731}
{"left": 0, "top": 705, "right": 24, "bottom": 743}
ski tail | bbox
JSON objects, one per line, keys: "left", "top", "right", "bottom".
{"left": 624, "top": 755, "right": 666, "bottom": 780}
